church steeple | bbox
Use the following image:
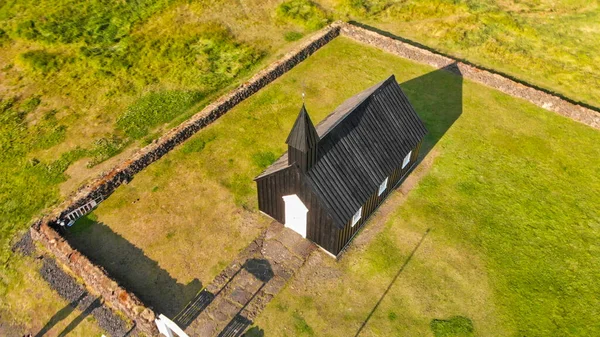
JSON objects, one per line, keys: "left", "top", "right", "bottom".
{"left": 286, "top": 104, "right": 319, "bottom": 171}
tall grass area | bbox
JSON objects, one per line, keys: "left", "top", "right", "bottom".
{"left": 330, "top": 0, "right": 600, "bottom": 107}
{"left": 0, "top": 0, "right": 275, "bottom": 330}
{"left": 277, "top": 0, "right": 331, "bottom": 31}
{"left": 0, "top": 3, "right": 263, "bottom": 237}
{"left": 247, "top": 38, "right": 599, "bottom": 336}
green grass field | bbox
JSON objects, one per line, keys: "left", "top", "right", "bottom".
{"left": 247, "top": 38, "right": 600, "bottom": 336}
{"left": 66, "top": 37, "right": 599, "bottom": 335}
{"left": 0, "top": 0, "right": 598, "bottom": 334}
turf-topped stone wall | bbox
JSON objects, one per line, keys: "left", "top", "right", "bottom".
{"left": 339, "top": 23, "right": 600, "bottom": 129}
{"left": 31, "top": 22, "right": 343, "bottom": 336}
{"left": 30, "top": 19, "right": 600, "bottom": 337}
{"left": 30, "top": 222, "right": 156, "bottom": 334}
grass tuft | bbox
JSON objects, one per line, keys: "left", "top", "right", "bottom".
{"left": 276, "top": 0, "right": 330, "bottom": 31}
{"left": 181, "top": 135, "right": 216, "bottom": 154}
{"left": 19, "top": 50, "right": 65, "bottom": 74}
{"left": 117, "top": 91, "right": 204, "bottom": 139}
{"left": 430, "top": 316, "right": 474, "bottom": 337}
{"left": 251, "top": 151, "right": 277, "bottom": 169}
{"left": 284, "top": 31, "right": 304, "bottom": 41}
{"left": 292, "top": 311, "right": 315, "bottom": 336}
{"left": 86, "top": 135, "right": 129, "bottom": 167}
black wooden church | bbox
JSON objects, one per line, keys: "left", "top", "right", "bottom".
{"left": 254, "top": 75, "right": 427, "bottom": 257}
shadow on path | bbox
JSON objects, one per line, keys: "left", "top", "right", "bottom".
{"left": 181, "top": 256, "right": 276, "bottom": 336}
{"left": 354, "top": 228, "right": 431, "bottom": 337}
{"left": 64, "top": 219, "right": 202, "bottom": 318}
{"left": 173, "top": 289, "right": 215, "bottom": 328}
{"left": 218, "top": 259, "right": 274, "bottom": 337}
{"left": 34, "top": 293, "right": 86, "bottom": 337}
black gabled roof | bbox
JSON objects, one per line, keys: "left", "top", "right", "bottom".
{"left": 256, "top": 75, "right": 428, "bottom": 228}
{"left": 306, "top": 75, "right": 427, "bottom": 227}
{"left": 286, "top": 104, "right": 319, "bottom": 151}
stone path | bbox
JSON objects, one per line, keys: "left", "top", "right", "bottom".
{"left": 178, "top": 222, "right": 315, "bottom": 337}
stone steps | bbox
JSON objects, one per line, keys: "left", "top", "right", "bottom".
{"left": 182, "top": 222, "right": 315, "bottom": 337}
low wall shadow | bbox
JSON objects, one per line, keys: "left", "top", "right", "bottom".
{"left": 64, "top": 218, "right": 202, "bottom": 318}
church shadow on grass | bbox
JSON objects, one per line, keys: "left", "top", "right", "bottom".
{"left": 64, "top": 218, "right": 202, "bottom": 320}
{"left": 351, "top": 20, "right": 600, "bottom": 114}
{"left": 401, "top": 62, "right": 464, "bottom": 164}
{"left": 354, "top": 64, "right": 463, "bottom": 337}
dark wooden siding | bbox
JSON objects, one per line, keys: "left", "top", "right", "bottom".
{"left": 256, "top": 166, "right": 336, "bottom": 253}
{"left": 256, "top": 166, "right": 298, "bottom": 224}
{"left": 333, "top": 140, "right": 423, "bottom": 255}
{"left": 289, "top": 146, "right": 317, "bottom": 172}
{"left": 257, "top": 142, "right": 424, "bottom": 257}
{"left": 305, "top": 78, "right": 428, "bottom": 228}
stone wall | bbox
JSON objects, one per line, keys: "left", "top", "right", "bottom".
{"left": 339, "top": 23, "right": 600, "bottom": 130}
{"left": 30, "top": 19, "right": 600, "bottom": 337}
{"left": 30, "top": 222, "right": 156, "bottom": 334}
{"left": 31, "top": 22, "right": 342, "bottom": 336}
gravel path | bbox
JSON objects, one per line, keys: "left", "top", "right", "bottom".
{"left": 39, "top": 257, "right": 133, "bottom": 337}
{"left": 12, "top": 230, "right": 35, "bottom": 256}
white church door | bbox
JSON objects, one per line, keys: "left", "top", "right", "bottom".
{"left": 282, "top": 194, "right": 308, "bottom": 238}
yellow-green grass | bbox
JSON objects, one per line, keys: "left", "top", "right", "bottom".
{"left": 251, "top": 38, "right": 600, "bottom": 336}
{"left": 0, "top": 0, "right": 326, "bottom": 328}
{"left": 326, "top": 0, "right": 600, "bottom": 108}
{"left": 0, "top": 254, "right": 105, "bottom": 337}
{"left": 69, "top": 37, "right": 599, "bottom": 334}
{"left": 2, "top": 0, "right": 599, "bottom": 332}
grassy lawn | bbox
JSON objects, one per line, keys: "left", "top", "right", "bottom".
{"left": 0, "top": 0, "right": 329, "bottom": 329}
{"left": 68, "top": 37, "right": 598, "bottom": 335}
{"left": 1, "top": 0, "right": 598, "bottom": 333}
{"left": 235, "top": 38, "right": 597, "bottom": 335}
{"left": 0, "top": 254, "right": 105, "bottom": 337}
{"left": 324, "top": 0, "right": 600, "bottom": 108}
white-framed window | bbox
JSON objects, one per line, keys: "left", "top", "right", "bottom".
{"left": 378, "top": 177, "right": 389, "bottom": 196}
{"left": 402, "top": 150, "right": 412, "bottom": 169}
{"left": 351, "top": 207, "right": 362, "bottom": 227}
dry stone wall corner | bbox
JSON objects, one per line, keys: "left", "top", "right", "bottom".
{"left": 29, "top": 22, "right": 343, "bottom": 337}
{"left": 28, "top": 20, "right": 599, "bottom": 337}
